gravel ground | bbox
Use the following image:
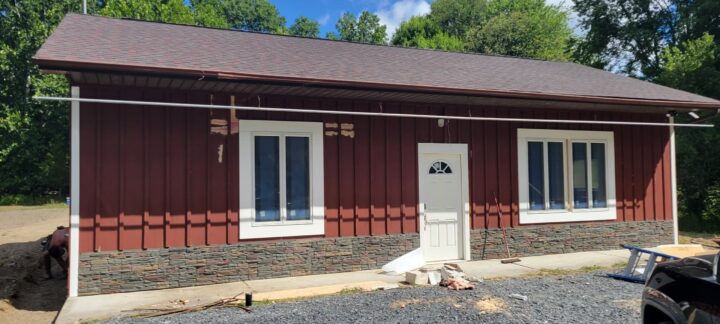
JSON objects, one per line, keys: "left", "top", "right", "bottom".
{"left": 106, "top": 272, "right": 643, "bottom": 324}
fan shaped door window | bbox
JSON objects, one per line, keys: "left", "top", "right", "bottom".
{"left": 429, "top": 161, "right": 453, "bottom": 174}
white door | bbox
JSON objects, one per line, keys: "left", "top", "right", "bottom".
{"left": 418, "top": 144, "right": 469, "bottom": 262}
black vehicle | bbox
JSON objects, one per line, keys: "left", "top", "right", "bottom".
{"left": 641, "top": 252, "right": 720, "bottom": 323}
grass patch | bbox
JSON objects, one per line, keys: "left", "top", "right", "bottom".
{"left": 0, "top": 194, "right": 67, "bottom": 207}
{"left": 0, "top": 202, "right": 67, "bottom": 212}
{"left": 679, "top": 231, "right": 720, "bottom": 247}
{"left": 251, "top": 287, "right": 370, "bottom": 306}
{"left": 535, "top": 265, "right": 604, "bottom": 276}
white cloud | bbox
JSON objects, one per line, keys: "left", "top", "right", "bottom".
{"left": 375, "top": 0, "right": 431, "bottom": 38}
{"left": 318, "top": 13, "right": 331, "bottom": 26}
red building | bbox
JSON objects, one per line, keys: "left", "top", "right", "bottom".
{"left": 34, "top": 14, "right": 720, "bottom": 297}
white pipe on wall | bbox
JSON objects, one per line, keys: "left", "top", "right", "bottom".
{"left": 33, "top": 96, "right": 715, "bottom": 128}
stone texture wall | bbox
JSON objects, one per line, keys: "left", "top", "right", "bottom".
{"left": 471, "top": 220, "right": 673, "bottom": 260}
{"left": 78, "top": 234, "right": 419, "bottom": 295}
{"left": 78, "top": 221, "right": 672, "bottom": 295}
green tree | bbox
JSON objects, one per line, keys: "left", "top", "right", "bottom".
{"left": 464, "top": 0, "right": 571, "bottom": 60}
{"left": 571, "top": 0, "right": 720, "bottom": 76}
{"left": 289, "top": 16, "right": 320, "bottom": 38}
{"left": 335, "top": 11, "right": 387, "bottom": 45}
{"left": 0, "top": 0, "right": 86, "bottom": 197}
{"left": 222, "top": 0, "right": 285, "bottom": 32}
{"left": 574, "top": 0, "right": 720, "bottom": 232}
{"left": 191, "top": 1, "right": 230, "bottom": 28}
{"left": 657, "top": 34, "right": 720, "bottom": 232}
{"left": 100, "top": 0, "right": 195, "bottom": 24}
{"left": 392, "top": 16, "right": 464, "bottom": 51}
{"left": 429, "top": 0, "right": 488, "bottom": 37}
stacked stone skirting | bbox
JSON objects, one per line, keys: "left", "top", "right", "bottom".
{"left": 470, "top": 220, "right": 673, "bottom": 260}
{"left": 78, "top": 221, "right": 672, "bottom": 295}
{"left": 78, "top": 234, "right": 419, "bottom": 295}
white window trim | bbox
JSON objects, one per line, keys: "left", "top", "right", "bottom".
{"left": 518, "top": 129, "right": 616, "bottom": 224}
{"left": 239, "top": 120, "right": 324, "bottom": 239}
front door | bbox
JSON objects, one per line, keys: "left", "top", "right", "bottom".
{"left": 418, "top": 144, "right": 469, "bottom": 262}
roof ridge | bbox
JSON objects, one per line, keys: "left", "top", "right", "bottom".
{"left": 67, "top": 13, "right": 585, "bottom": 67}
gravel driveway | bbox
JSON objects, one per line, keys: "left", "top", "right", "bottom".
{"left": 107, "top": 272, "right": 643, "bottom": 324}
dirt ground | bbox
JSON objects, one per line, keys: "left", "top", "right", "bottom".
{"left": 0, "top": 206, "right": 68, "bottom": 324}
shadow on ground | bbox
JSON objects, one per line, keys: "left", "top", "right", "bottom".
{"left": 0, "top": 237, "right": 67, "bottom": 313}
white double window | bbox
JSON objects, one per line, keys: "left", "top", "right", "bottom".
{"left": 518, "top": 129, "right": 616, "bottom": 224}
{"left": 239, "top": 120, "right": 324, "bottom": 239}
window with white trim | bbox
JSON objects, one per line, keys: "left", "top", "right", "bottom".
{"left": 518, "top": 129, "right": 616, "bottom": 224}
{"left": 239, "top": 120, "right": 324, "bottom": 239}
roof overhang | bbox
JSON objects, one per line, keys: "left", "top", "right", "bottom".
{"left": 35, "top": 63, "right": 720, "bottom": 114}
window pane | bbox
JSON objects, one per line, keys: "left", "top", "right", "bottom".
{"left": 591, "top": 143, "right": 607, "bottom": 208}
{"left": 548, "top": 142, "right": 565, "bottom": 209}
{"left": 528, "top": 142, "right": 544, "bottom": 210}
{"left": 254, "top": 136, "right": 280, "bottom": 222}
{"left": 286, "top": 137, "right": 310, "bottom": 220}
{"left": 572, "top": 143, "right": 589, "bottom": 209}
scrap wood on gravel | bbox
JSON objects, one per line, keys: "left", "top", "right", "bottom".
{"left": 102, "top": 271, "right": 644, "bottom": 324}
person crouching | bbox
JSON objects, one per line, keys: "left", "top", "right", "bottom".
{"left": 42, "top": 226, "right": 69, "bottom": 279}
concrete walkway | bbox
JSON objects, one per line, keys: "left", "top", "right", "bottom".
{"left": 56, "top": 249, "right": 631, "bottom": 323}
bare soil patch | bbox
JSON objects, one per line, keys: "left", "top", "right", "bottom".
{"left": 0, "top": 207, "right": 68, "bottom": 324}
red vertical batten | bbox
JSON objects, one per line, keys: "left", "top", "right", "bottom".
{"left": 369, "top": 113, "right": 387, "bottom": 235}
{"left": 165, "top": 92, "right": 188, "bottom": 247}
{"left": 120, "top": 89, "right": 143, "bottom": 250}
{"left": 338, "top": 100, "right": 356, "bottom": 237}
{"left": 78, "top": 88, "right": 96, "bottom": 253}
{"left": 385, "top": 103, "right": 402, "bottom": 234}
{"left": 613, "top": 113, "right": 626, "bottom": 222}
{"left": 484, "top": 108, "right": 499, "bottom": 228}
{"left": 144, "top": 90, "right": 166, "bottom": 249}
{"left": 206, "top": 103, "right": 229, "bottom": 245}
{"left": 497, "top": 109, "right": 512, "bottom": 229}
{"left": 353, "top": 102, "right": 371, "bottom": 236}
{"left": 77, "top": 84, "right": 675, "bottom": 252}
{"left": 186, "top": 94, "right": 208, "bottom": 246}
{"left": 322, "top": 100, "right": 340, "bottom": 237}
{"left": 508, "top": 108, "right": 520, "bottom": 227}
{"left": 401, "top": 105, "right": 418, "bottom": 233}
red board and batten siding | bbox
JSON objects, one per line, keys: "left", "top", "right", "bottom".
{"left": 77, "top": 85, "right": 673, "bottom": 253}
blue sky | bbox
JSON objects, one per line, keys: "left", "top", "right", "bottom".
{"left": 272, "top": 0, "right": 576, "bottom": 38}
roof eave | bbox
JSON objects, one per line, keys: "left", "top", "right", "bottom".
{"left": 33, "top": 58, "right": 720, "bottom": 111}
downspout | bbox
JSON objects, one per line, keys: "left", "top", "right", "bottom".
{"left": 670, "top": 116, "right": 679, "bottom": 245}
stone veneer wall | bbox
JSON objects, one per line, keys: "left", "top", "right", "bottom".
{"left": 78, "top": 221, "right": 672, "bottom": 295}
{"left": 78, "top": 234, "right": 419, "bottom": 295}
{"left": 471, "top": 220, "right": 673, "bottom": 260}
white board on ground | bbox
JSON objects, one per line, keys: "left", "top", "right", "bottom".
{"left": 381, "top": 248, "right": 426, "bottom": 275}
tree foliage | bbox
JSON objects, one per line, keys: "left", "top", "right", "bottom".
{"left": 428, "top": 0, "right": 488, "bottom": 38}
{"left": 392, "top": 16, "right": 464, "bottom": 51}
{"left": 289, "top": 16, "right": 320, "bottom": 38}
{"left": 335, "top": 11, "right": 387, "bottom": 45}
{"left": 100, "top": 0, "right": 195, "bottom": 24}
{"left": 392, "top": 0, "right": 571, "bottom": 60}
{"left": 0, "top": 0, "right": 84, "bottom": 196}
{"left": 574, "top": 0, "right": 720, "bottom": 232}
{"left": 222, "top": 0, "right": 285, "bottom": 32}
{"left": 464, "top": 0, "right": 571, "bottom": 60}
{"left": 658, "top": 34, "right": 720, "bottom": 232}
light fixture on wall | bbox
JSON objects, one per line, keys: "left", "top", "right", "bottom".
{"left": 688, "top": 111, "right": 700, "bottom": 119}
{"left": 438, "top": 118, "right": 446, "bottom": 127}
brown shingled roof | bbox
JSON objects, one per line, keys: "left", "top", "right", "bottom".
{"left": 34, "top": 13, "right": 719, "bottom": 109}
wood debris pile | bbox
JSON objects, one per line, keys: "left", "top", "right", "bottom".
{"left": 130, "top": 294, "right": 251, "bottom": 319}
